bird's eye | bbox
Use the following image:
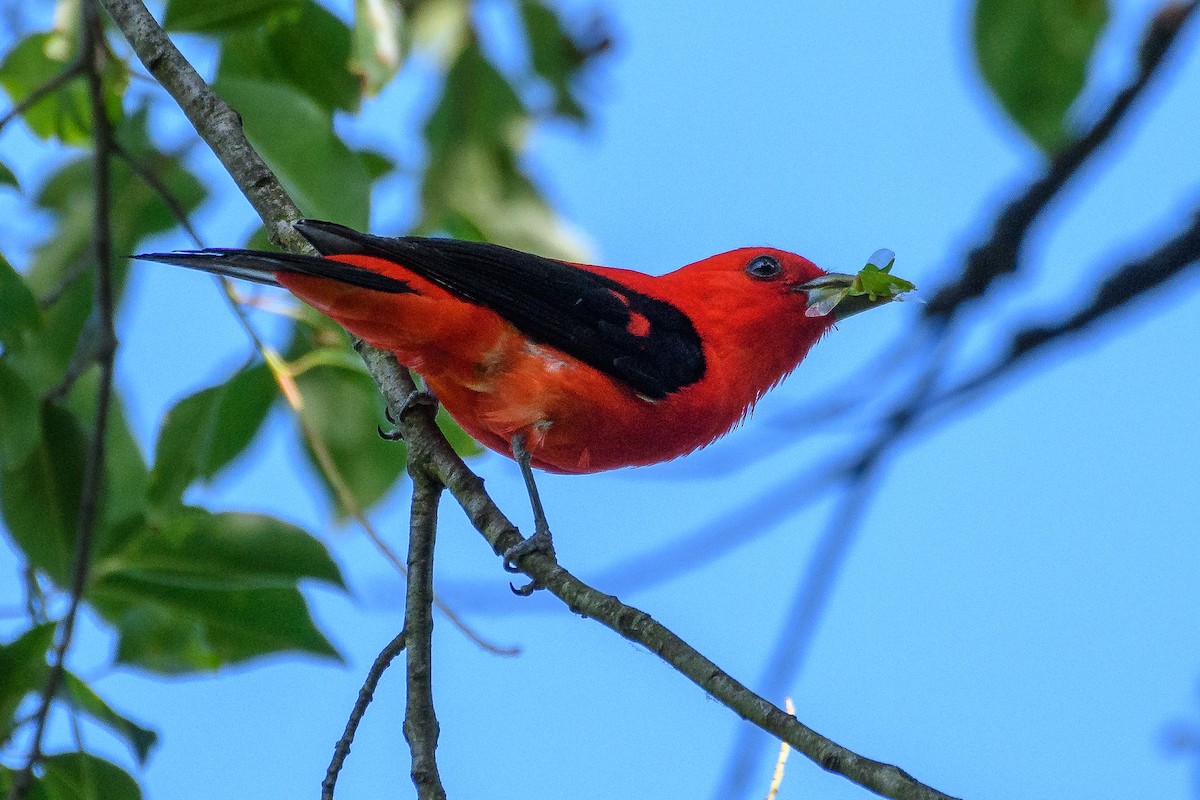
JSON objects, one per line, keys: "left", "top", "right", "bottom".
{"left": 745, "top": 255, "right": 782, "bottom": 280}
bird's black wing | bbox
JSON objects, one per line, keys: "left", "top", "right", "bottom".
{"left": 294, "top": 219, "right": 705, "bottom": 399}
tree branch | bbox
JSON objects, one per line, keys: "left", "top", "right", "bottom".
{"left": 369, "top": 348, "right": 961, "bottom": 800}
{"left": 923, "top": 0, "right": 1199, "bottom": 319}
{"left": 6, "top": 3, "right": 116, "bottom": 798}
{"left": 403, "top": 456, "right": 448, "bottom": 800}
{"left": 322, "top": 630, "right": 407, "bottom": 800}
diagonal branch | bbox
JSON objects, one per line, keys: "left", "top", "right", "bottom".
{"left": 923, "top": 0, "right": 1199, "bottom": 319}
{"left": 366, "top": 347, "right": 962, "bottom": 800}
{"left": 322, "top": 630, "right": 407, "bottom": 800}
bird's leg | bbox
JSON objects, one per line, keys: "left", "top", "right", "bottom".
{"left": 503, "top": 432, "right": 557, "bottom": 596}
{"left": 377, "top": 389, "right": 438, "bottom": 441}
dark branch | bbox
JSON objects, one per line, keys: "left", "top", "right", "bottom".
{"left": 403, "top": 456, "right": 448, "bottom": 800}
{"left": 923, "top": 0, "right": 1199, "bottom": 319}
{"left": 321, "top": 630, "right": 407, "bottom": 800}
{"left": 6, "top": 3, "right": 117, "bottom": 798}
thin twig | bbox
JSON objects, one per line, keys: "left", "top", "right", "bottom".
{"left": 6, "top": 4, "right": 116, "bottom": 798}
{"left": 923, "top": 0, "right": 1199, "bottom": 319}
{"left": 321, "top": 630, "right": 407, "bottom": 800}
{"left": 403, "top": 458, "right": 448, "bottom": 800}
{"left": 100, "top": 0, "right": 307, "bottom": 250}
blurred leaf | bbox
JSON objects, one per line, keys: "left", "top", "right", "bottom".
{"left": 96, "top": 507, "right": 344, "bottom": 590}
{"left": 351, "top": 0, "right": 405, "bottom": 96}
{"left": 10, "top": 114, "right": 204, "bottom": 393}
{"left": 0, "top": 33, "right": 125, "bottom": 145}
{"left": 0, "top": 162, "right": 18, "bottom": 189}
{"left": 0, "top": 363, "right": 40, "bottom": 468}
{"left": 214, "top": 74, "right": 370, "bottom": 228}
{"left": 425, "top": 38, "right": 525, "bottom": 156}
{"left": 436, "top": 405, "right": 482, "bottom": 458}
{"left": 0, "top": 34, "right": 87, "bottom": 143}
{"left": 0, "top": 403, "right": 85, "bottom": 586}
{"left": 220, "top": 2, "right": 360, "bottom": 113}
{"left": 410, "top": 0, "right": 470, "bottom": 60}
{"left": 520, "top": 0, "right": 591, "bottom": 121}
{"left": 0, "top": 623, "right": 54, "bottom": 744}
{"left": 62, "top": 673, "right": 158, "bottom": 765}
{"left": 89, "top": 508, "right": 343, "bottom": 673}
{"left": 974, "top": 0, "right": 1109, "bottom": 152}
{"left": 295, "top": 360, "right": 407, "bottom": 516}
{"left": 0, "top": 253, "right": 41, "bottom": 351}
{"left": 54, "top": 368, "right": 149, "bottom": 536}
{"left": 358, "top": 149, "right": 395, "bottom": 180}
{"left": 147, "top": 362, "right": 277, "bottom": 509}
{"left": 39, "top": 752, "right": 141, "bottom": 800}
{"left": 163, "top": 0, "right": 300, "bottom": 34}
{"left": 0, "top": 766, "right": 51, "bottom": 800}
{"left": 420, "top": 39, "right": 587, "bottom": 259}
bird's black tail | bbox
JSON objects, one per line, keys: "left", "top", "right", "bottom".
{"left": 135, "top": 226, "right": 413, "bottom": 294}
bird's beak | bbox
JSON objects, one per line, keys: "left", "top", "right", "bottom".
{"left": 794, "top": 273, "right": 894, "bottom": 320}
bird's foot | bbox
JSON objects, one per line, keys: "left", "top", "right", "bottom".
{"left": 503, "top": 526, "right": 556, "bottom": 596}
{"left": 377, "top": 389, "right": 438, "bottom": 440}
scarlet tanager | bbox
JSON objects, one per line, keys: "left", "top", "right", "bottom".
{"left": 139, "top": 220, "right": 911, "bottom": 580}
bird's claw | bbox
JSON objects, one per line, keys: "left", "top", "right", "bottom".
{"left": 503, "top": 527, "right": 556, "bottom": 595}
{"left": 377, "top": 389, "right": 438, "bottom": 440}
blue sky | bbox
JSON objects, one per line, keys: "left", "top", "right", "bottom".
{"left": 4, "top": 2, "right": 1200, "bottom": 799}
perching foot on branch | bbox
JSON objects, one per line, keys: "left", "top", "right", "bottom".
{"left": 503, "top": 433, "right": 558, "bottom": 596}
{"left": 377, "top": 389, "right": 438, "bottom": 441}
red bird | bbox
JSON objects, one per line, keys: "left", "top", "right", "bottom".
{"left": 140, "top": 220, "right": 905, "bottom": 580}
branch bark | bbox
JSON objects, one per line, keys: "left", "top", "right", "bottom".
{"left": 403, "top": 458, "right": 447, "bottom": 800}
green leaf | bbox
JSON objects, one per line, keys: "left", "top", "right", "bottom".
{"left": 0, "top": 161, "right": 19, "bottom": 190}
{"left": 8, "top": 112, "right": 204, "bottom": 393}
{"left": 163, "top": 0, "right": 301, "bottom": 34}
{"left": 974, "top": 0, "right": 1109, "bottom": 152}
{"left": 97, "top": 507, "right": 344, "bottom": 590}
{"left": 219, "top": 2, "right": 360, "bottom": 113}
{"left": 147, "top": 362, "right": 277, "bottom": 509}
{"left": 295, "top": 360, "right": 408, "bottom": 516}
{"left": 0, "top": 623, "right": 54, "bottom": 744}
{"left": 519, "top": 0, "right": 591, "bottom": 121}
{"left": 0, "top": 403, "right": 86, "bottom": 586}
{"left": 420, "top": 39, "right": 587, "bottom": 258}
{"left": 436, "top": 406, "right": 482, "bottom": 458}
{"left": 0, "top": 34, "right": 88, "bottom": 144}
{"left": 0, "top": 33, "right": 125, "bottom": 145}
{"left": 358, "top": 149, "right": 396, "bottom": 181}
{"left": 61, "top": 673, "right": 158, "bottom": 764}
{"left": 56, "top": 371, "right": 150, "bottom": 535}
{"left": 213, "top": 75, "right": 370, "bottom": 228}
{"left": 0, "top": 252, "right": 41, "bottom": 351}
{"left": 351, "top": 0, "right": 406, "bottom": 96}
{"left": 39, "top": 752, "right": 141, "bottom": 800}
{"left": 88, "top": 508, "right": 343, "bottom": 673}
{"left": 264, "top": 2, "right": 360, "bottom": 112}
{"left": 425, "top": 39, "right": 525, "bottom": 158}
{"left": 0, "top": 362, "right": 40, "bottom": 468}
